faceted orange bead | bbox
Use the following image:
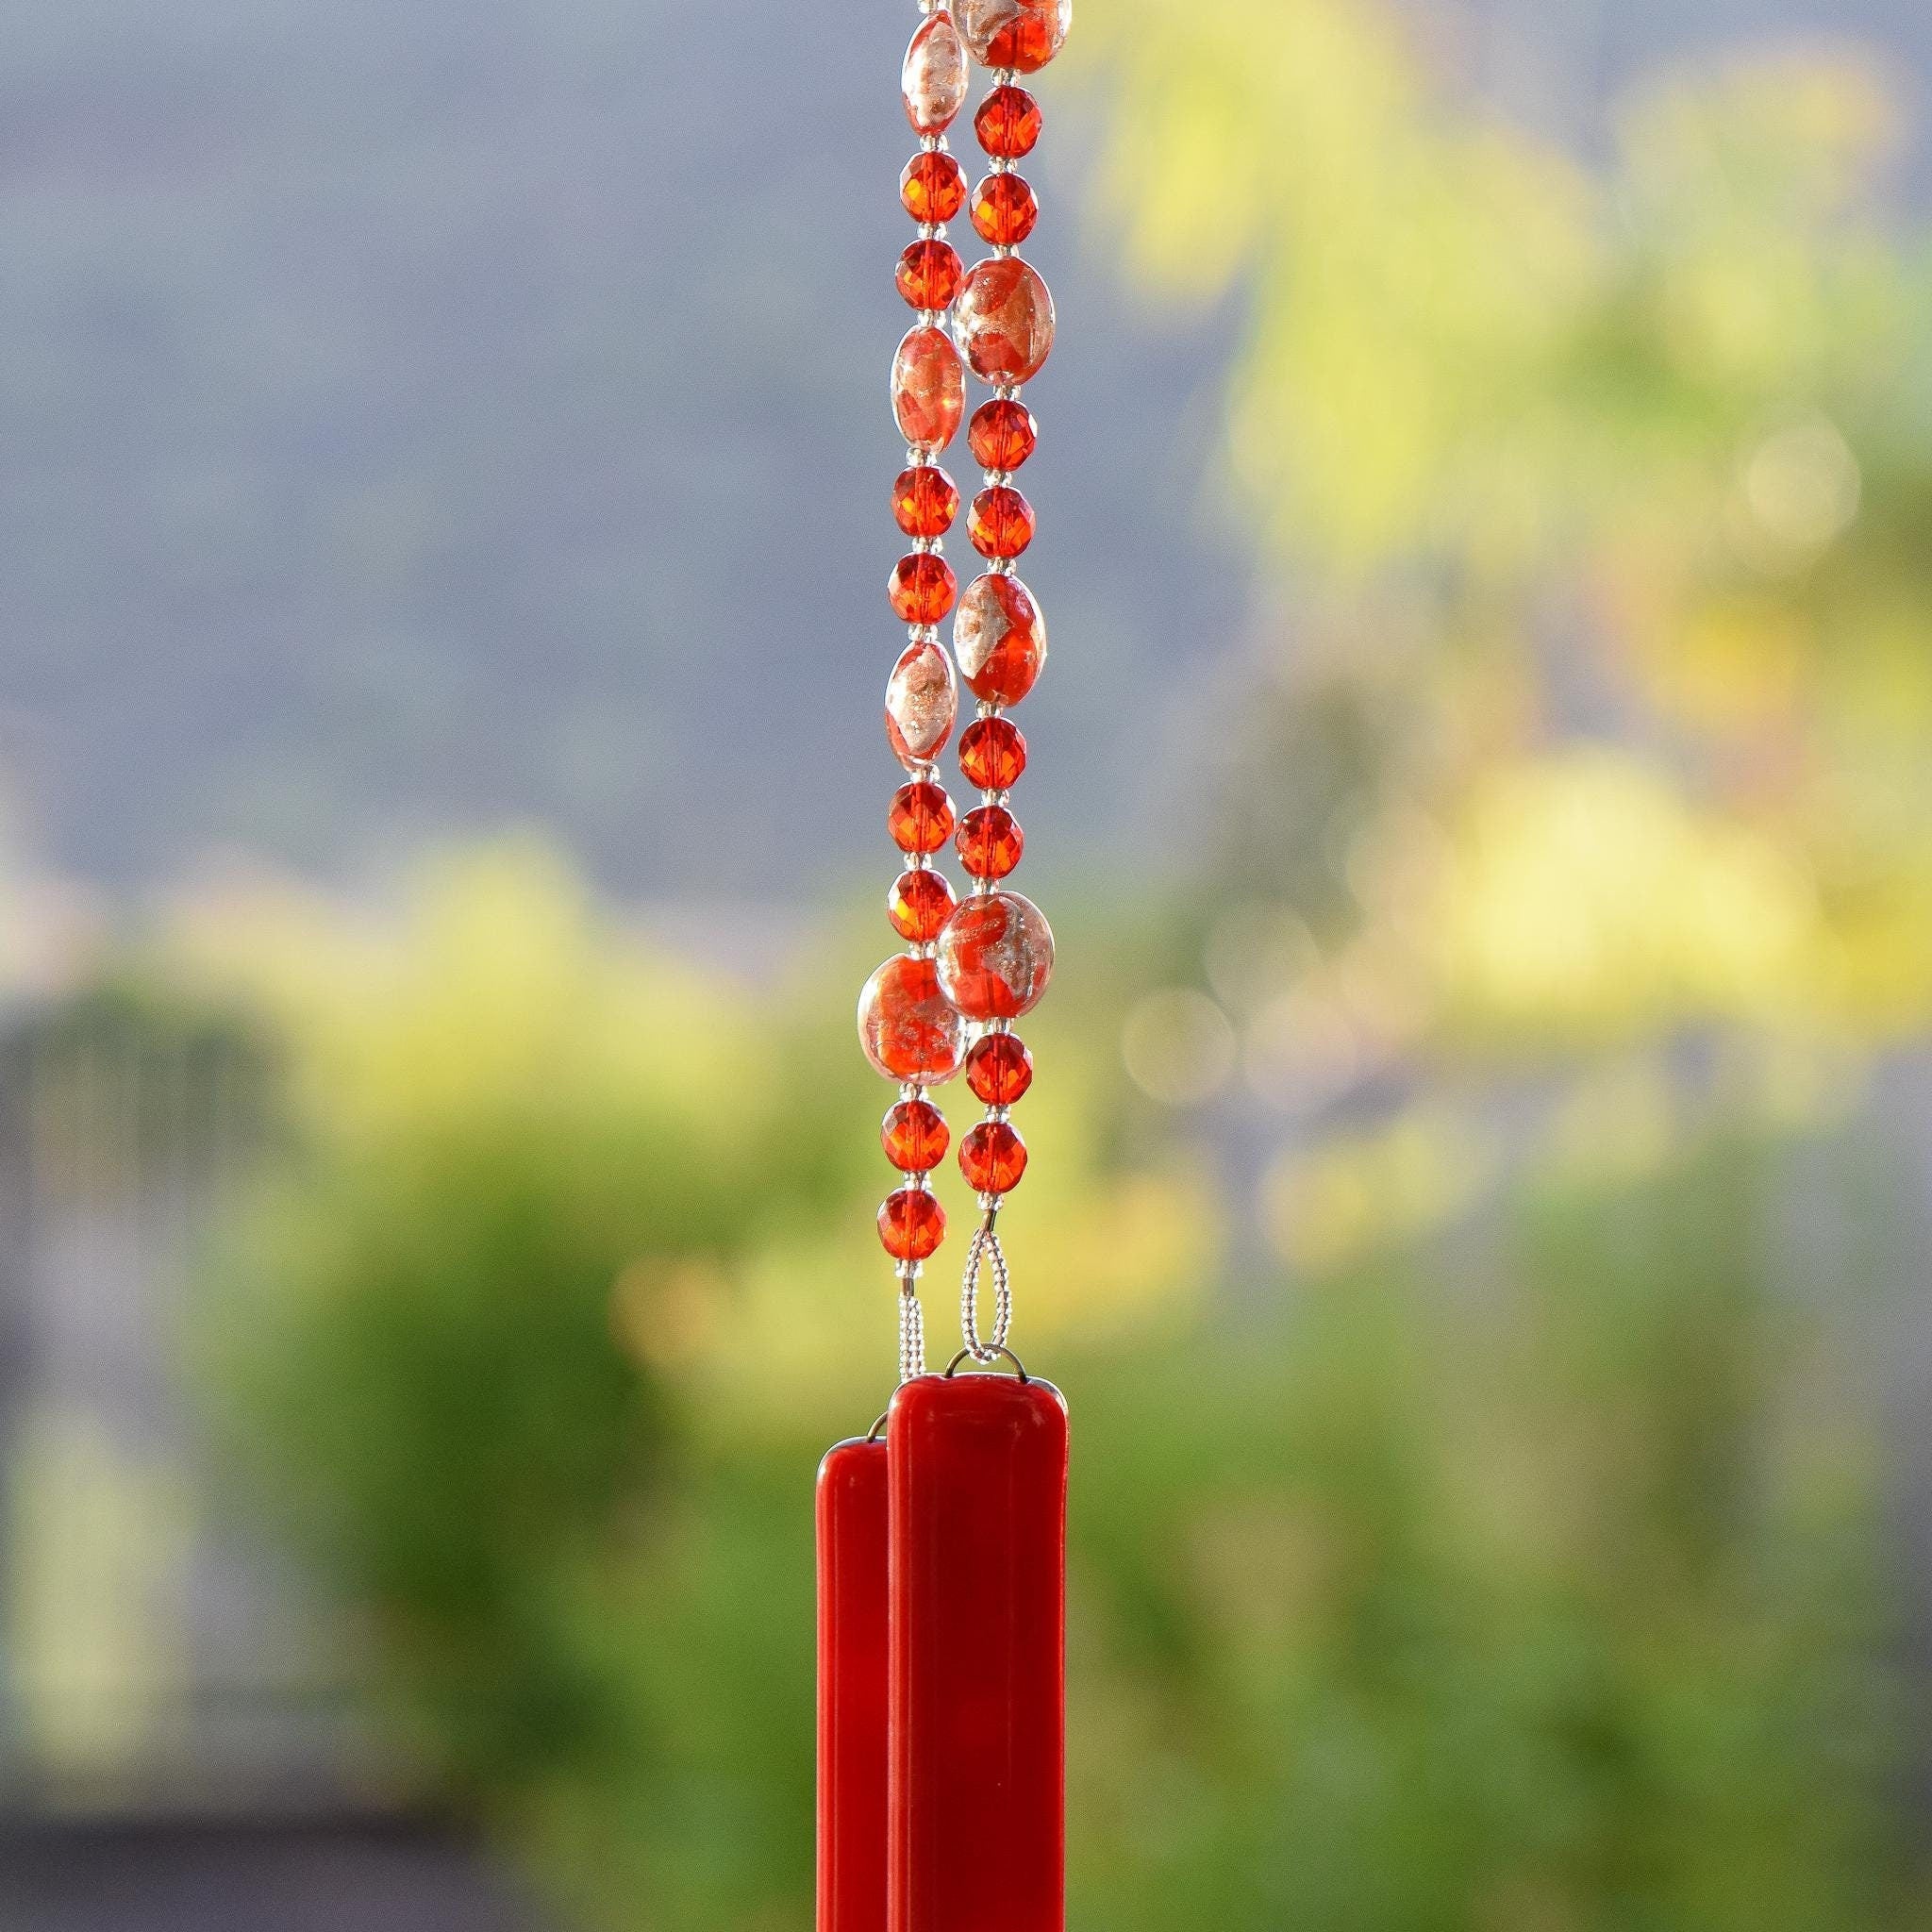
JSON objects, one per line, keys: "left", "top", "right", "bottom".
{"left": 953, "top": 258, "right": 1056, "bottom": 384}
{"left": 936, "top": 890, "right": 1055, "bottom": 1021}
{"left": 892, "top": 464, "right": 959, "bottom": 539}
{"left": 889, "top": 552, "right": 958, "bottom": 625}
{"left": 889, "top": 865, "right": 958, "bottom": 943}
{"left": 958, "top": 804, "right": 1024, "bottom": 879}
{"left": 889, "top": 779, "right": 956, "bottom": 854}
{"left": 893, "top": 326, "right": 966, "bottom": 454}
{"left": 959, "top": 1119, "right": 1028, "bottom": 1193}
{"left": 885, "top": 637, "right": 958, "bottom": 768}
{"left": 958, "top": 715, "right": 1027, "bottom": 790}
{"left": 975, "top": 84, "right": 1042, "bottom": 159}
{"left": 879, "top": 1186, "right": 947, "bottom": 1261}
{"left": 971, "top": 172, "right": 1039, "bottom": 248}
{"left": 958, "top": 0, "right": 1072, "bottom": 74}
{"left": 897, "top": 238, "right": 964, "bottom": 312}
{"left": 966, "top": 1030, "right": 1034, "bottom": 1105}
{"left": 968, "top": 397, "right": 1039, "bottom": 471}
{"left": 858, "top": 954, "right": 966, "bottom": 1083}
{"left": 883, "top": 1097, "right": 951, "bottom": 1173}
{"left": 955, "top": 573, "right": 1046, "bottom": 706}
{"left": 969, "top": 485, "right": 1035, "bottom": 559}
{"left": 901, "top": 149, "right": 967, "bottom": 225}
{"left": 903, "top": 10, "right": 969, "bottom": 133}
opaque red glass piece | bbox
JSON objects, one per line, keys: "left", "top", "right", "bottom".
{"left": 889, "top": 1371, "right": 1068, "bottom": 1932}
{"left": 817, "top": 1436, "right": 890, "bottom": 1932}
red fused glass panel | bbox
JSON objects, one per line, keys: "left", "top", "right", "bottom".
{"left": 889, "top": 1371, "right": 1068, "bottom": 1932}
{"left": 817, "top": 1437, "right": 890, "bottom": 1932}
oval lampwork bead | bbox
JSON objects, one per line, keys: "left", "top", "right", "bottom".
{"left": 858, "top": 954, "right": 967, "bottom": 1083}
{"left": 893, "top": 326, "right": 966, "bottom": 455}
{"left": 885, "top": 637, "right": 958, "bottom": 769}
{"left": 903, "top": 10, "right": 969, "bottom": 133}
{"left": 958, "top": 0, "right": 1072, "bottom": 75}
{"left": 955, "top": 573, "right": 1046, "bottom": 706}
{"left": 936, "top": 891, "right": 1055, "bottom": 1022}
{"left": 953, "top": 258, "right": 1056, "bottom": 385}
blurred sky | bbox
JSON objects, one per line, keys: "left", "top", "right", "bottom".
{"left": 1, "top": 0, "right": 1926, "bottom": 906}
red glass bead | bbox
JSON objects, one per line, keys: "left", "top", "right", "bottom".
{"left": 889, "top": 1373, "right": 1068, "bottom": 1932}
{"left": 892, "top": 464, "right": 959, "bottom": 540}
{"left": 903, "top": 10, "right": 969, "bottom": 134}
{"left": 974, "top": 84, "right": 1042, "bottom": 159}
{"left": 901, "top": 149, "right": 967, "bottom": 225}
{"left": 968, "top": 397, "right": 1039, "bottom": 472}
{"left": 889, "top": 552, "right": 958, "bottom": 625}
{"left": 936, "top": 891, "right": 1055, "bottom": 1021}
{"left": 966, "top": 1031, "right": 1033, "bottom": 1105}
{"left": 885, "top": 637, "right": 958, "bottom": 769}
{"left": 971, "top": 172, "right": 1039, "bottom": 248}
{"left": 958, "top": 715, "right": 1027, "bottom": 790}
{"left": 858, "top": 954, "right": 966, "bottom": 1083}
{"left": 888, "top": 867, "right": 957, "bottom": 944}
{"left": 954, "top": 258, "right": 1056, "bottom": 385}
{"left": 957, "top": 804, "right": 1024, "bottom": 879}
{"left": 897, "top": 238, "right": 964, "bottom": 312}
{"left": 968, "top": 485, "right": 1035, "bottom": 559}
{"left": 882, "top": 1097, "right": 951, "bottom": 1173}
{"left": 959, "top": 1119, "right": 1028, "bottom": 1193}
{"left": 955, "top": 574, "right": 1046, "bottom": 706}
{"left": 878, "top": 1186, "right": 947, "bottom": 1261}
{"left": 958, "top": 0, "right": 1072, "bottom": 74}
{"left": 888, "top": 779, "right": 956, "bottom": 854}
{"left": 893, "top": 326, "right": 966, "bottom": 455}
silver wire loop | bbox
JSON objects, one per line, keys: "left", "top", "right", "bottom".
{"left": 943, "top": 1344, "right": 1029, "bottom": 1382}
{"left": 959, "top": 1220, "right": 1012, "bottom": 1362}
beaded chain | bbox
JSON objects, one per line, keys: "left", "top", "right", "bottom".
{"left": 858, "top": 0, "right": 1069, "bottom": 1382}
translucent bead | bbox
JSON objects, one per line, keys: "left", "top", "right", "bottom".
{"left": 955, "top": 574, "right": 1046, "bottom": 706}
{"left": 958, "top": 804, "right": 1024, "bottom": 879}
{"left": 893, "top": 464, "right": 960, "bottom": 540}
{"left": 958, "top": 0, "right": 1072, "bottom": 75}
{"left": 953, "top": 258, "right": 1056, "bottom": 385}
{"left": 968, "top": 485, "right": 1035, "bottom": 559}
{"left": 897, "top": 238, "right": 964, "bottom": 312}
{"left": 968, "top": 397, "right": 1039, "bottom": 471}
{"left": 889, "top": 552, "right": 958, "bottom": 626}
{"left": 936, "top": 891, "right": 1055, "bottom": 1021}
{"left": 972, "top": 172, "right": 1039, "bottom": 248}
{"left": 858, "top": 954, "right": 967, "bottom": 1083}
{"left": 901, "top": 150, "right": 967, "bottom": 225}
{"left": 893, "top": 325, "right": 966, "bottom": 454}
{"left": 885, "top": 637, "right": 958, "bottom": 768}
{"left": 966, "top": 1031, "right": 1033, "bottom": 1106}
{"left": 959, "top": 1120, "right": 1028, "bottom": 1193}
{"left": 879, "top": 1186, "right": 947, "bottom": 1261}
{"left": 903, "top": 10, "right": 969, "bottom": 134}
{"left": 889, "top": 779, "right": 957, "bottom": 855}
{"left": 883, "top": 1097, "right": 951, "bottom": 1173}
{"left": 889, "top": 866, "right": 958, "bottom": 944}
{"left": 975, "top": 84, "right": 1042, "bottom": 159}
{"left": 958, "top": 715, "right": 1027, "bottom": 790}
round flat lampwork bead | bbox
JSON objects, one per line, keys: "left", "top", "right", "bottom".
{"left": 958, "top": 804, "right": 1024, "bottom": 879}
{"left": 968, "top": 397, "right": 1039, "bottom": 472}
{"left": 888, "top": 779, "right": 956, "bottom": 855}
{"left": 936, "top": 891, "right": 1055, "bottom": 1021}
{"left": 883, "top": 1097, "right": 951, "bottom": 1174}
{"left": 974, "top": 84, "right": 1042, "bottom": 159}
{"left": 892, "top": 464, "right": 960, "bottom": 539}
{"left": 971, "top": 172, "right": 1039, "bottom": 248}
{"left": 889, "top": 552, "right": 958, "bottom": 625}
{"left": 903, "top": 9, "right": 969, "bottom": 133}
{"left": 901, "top": 150, "right": 967, "bottom": 225}
{"left": 888, "top": 866, "right": 958, "bottom": 944}
{"left": 958, "top": 715, "right": 1027, "bottom": 790}
{"left": 955, "top": 573, "right": 1046, "bottom": 706}
{"left": 893, "top": 326, "right": 966, "bottom": 454}
{"left": 959, "top": 1119, "right": 1028, "bottom": 1193}
{"left": 969, "top": 485, "right": 1035, "bottom": 558}
{"left": 884, "top": 636, "right": 958, "bottom": 768}
{"left": 958, "top": 0, "right": 1072, "bottom": 74}
{"left": 953, "top": 258, "right": 1056, "bottom": 385}
{"left": 858, "top": 954, "right": 967, "bottom": 1083}
{"left": 896, "top": 238, "right": 963, "bottom": 312}
{"left": 966, "top": 1030, "right": 1033, "bottom": 1105}
{"left": 879, "top": 1186, "right": 947, "bottom": 1261}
